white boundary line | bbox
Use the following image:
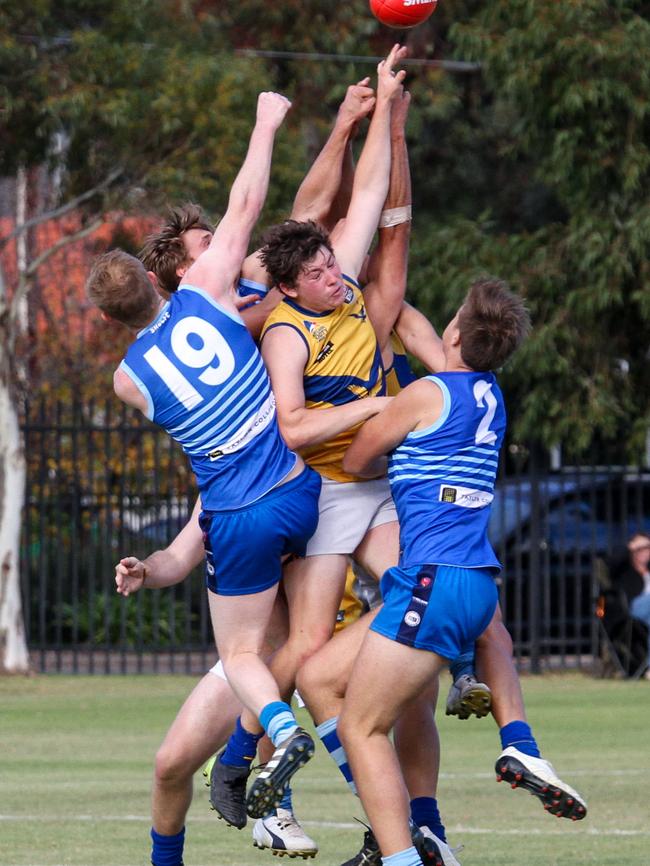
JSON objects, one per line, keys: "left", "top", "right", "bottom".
{"left": 1, "top": 815, "right": 649, "bottom": 836}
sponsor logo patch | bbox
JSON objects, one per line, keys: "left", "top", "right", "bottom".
{"left": 149, "top": 309, "right": 171, "bottom": 334}
{"left": 316, "top": 340, "right": 334, "bottom": 363}
{"left": 404, "top": 610, "right": 421, "bottom": 627}
{"left": 439, "top": 484, "right": 494, "bottom": 509}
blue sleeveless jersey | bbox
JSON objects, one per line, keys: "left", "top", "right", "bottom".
{"left": 120, "top": 284, "right": 296, "bottom": 510}
{"left": 388, "top": 372, "right": 504, "bottom": 571}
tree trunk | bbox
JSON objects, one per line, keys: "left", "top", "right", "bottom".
{"left": 0, "top": 181, "right": 30, "bottom": 672}
{"left": 0, "top": 348, "right": 30, "bottom": 673}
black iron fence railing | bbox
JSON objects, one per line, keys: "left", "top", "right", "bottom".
{"left": 19, "top": 400, "right": 650, "bottom": 674}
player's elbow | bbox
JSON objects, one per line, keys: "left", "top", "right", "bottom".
{"left": 278, "top": 420, "right": 308, "bottom": 453}
{"left": 342, "top": 447, "right": 362, "bottom": 476}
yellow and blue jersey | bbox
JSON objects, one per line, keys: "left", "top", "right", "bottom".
{"left": 261, "top": 275, "right": 385, "bottom": 482}
{"left": 385, "top": 332, "right": 416, "bottom": 396}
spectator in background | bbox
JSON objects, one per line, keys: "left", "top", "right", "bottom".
{"left": 615, "top": 532, "right": 650, "bottom": 679}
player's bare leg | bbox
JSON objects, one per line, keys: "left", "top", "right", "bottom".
{"left": 209, "top": 585, "right": 283, "bottom": 717}
{"left": 338, "top": 632, "right": 447, "bottom": 860}
{"left": 394, "top": 679, "right": 440, "bottom": 800}
{"left": 153, "top": 673, "right": 242, "bottom": 835}
{"left": 298, "top": 610, "right": 447, "bottom": 865}
{"left": 475, "top": 603, "right": 525, "bottom": 726}
{"left": 208, "top": 587, "right": 315, "bottom": 827}
{"left": 476, "top": 604, "right": 587, "bottom": 820}
{"left": 266, "top": 553, "right": 348, "bottom": 700}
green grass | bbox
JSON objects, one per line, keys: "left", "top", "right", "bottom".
{"left": 1, "top": 673, "right": 649, "bottom": 866}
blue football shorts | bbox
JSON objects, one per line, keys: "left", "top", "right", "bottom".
{"left": 370, "top": 563, "right": 498, "bottom": 660}
{"left": 199, "top": 466, "right": 321, "bottom": 596}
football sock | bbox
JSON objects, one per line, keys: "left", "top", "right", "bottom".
{"left": 264, "top": 783, "right": 292, "bottom": 816}
{"left": 151, "top": 826, "right": 185, "bottom": 866}
{"left": 219, "top": 716, "right": 263, "bottom": 768}
{"left": 382, "top": 845, "right": 422, "bottom": 866}
{"left": 260, "top": 701, "right": 299, "bottom": 748}
{"left": 410, "top": 796, "right": 446, "bottom": 843}
{"left": 449, "top": 648, "right": 475, "bottom": 681}
{"left": 500, "top": 720, "right": 541, "bottom": 758}
{"left": 279, "top": 784, "right": 293, "bottom": 811}
{"left": 315, "top": 716, "right": 357, "bottom": 795}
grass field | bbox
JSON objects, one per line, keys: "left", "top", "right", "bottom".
{"left": 2, "top": 672, "right": 649, "bottom": 866}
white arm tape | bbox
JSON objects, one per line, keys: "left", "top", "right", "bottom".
{"left": 379, "top": 205, "right": 412, "bottom": 228}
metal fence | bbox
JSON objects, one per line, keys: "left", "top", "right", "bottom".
{"left": 20, "top": 400, "right": 650, "bottom": 674}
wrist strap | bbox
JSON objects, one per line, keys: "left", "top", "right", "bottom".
{"left": 379, "top": 205, "right": 412, "bottom": 228}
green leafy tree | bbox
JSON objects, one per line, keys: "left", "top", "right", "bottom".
{"left": 408, "top": 0, "right": 650, "bottom": 456}
{"left": 0, "top": 0, "right": 306, "bottom": 671}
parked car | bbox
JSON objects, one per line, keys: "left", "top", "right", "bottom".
{"left": 488, "top": 471, "right": 650, "bottom": 654}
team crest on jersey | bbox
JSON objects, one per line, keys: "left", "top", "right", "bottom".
{"left": 404, "top": 611, "right": 421, "bottom": 627}
{"left": 343, "top": 286, "right": 355, "bottom": 304}
{"left": 303, "top": 320, "right": 328, "bottom": 342}
{"left": 441, "top": 486, "right": 457, "bottom": 503}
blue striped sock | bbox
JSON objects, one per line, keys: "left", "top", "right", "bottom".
{"left": 315, "top": 717, "right": 357, "bottom": 795}
{"left": 260, "top": 701, "right": 299, "bottom": 748}
{"left": 151, "top": 826, "right": 184, "bottom": 866}
{"left": 263, "top": 784, "right": 292, "bottom": 816}
{"left": 382, "top": 845, "right": 422, "bottom": 866}
{"left": 279, "top": 784, "right": 292, "bottom": 811}
{"left": 500, "top": 720, "right": 540, "bottom": 758}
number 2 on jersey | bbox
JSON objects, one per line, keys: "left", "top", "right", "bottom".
{"left": 473, "top": 379, "right": 497, "bottom": 445}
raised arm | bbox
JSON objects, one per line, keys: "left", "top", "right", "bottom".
{"left": 363, "top": 90, "right": 412, "bottom": 356}
{"left": 290, "top": 79, "right": 375, "bottom": 230}
{"left": 238, "top": 84, "right": 373, "bottom": 293}
{"left": 333, "top": 44, "right": 407, "bottom": 279}
{"left": 115, "top": 499, "right": 204, "bottom": 596}
{"left": 184, "top": 92, "right": 291, "bottom": 302}
{"left": 394, "top": 302, "right": 446, "bottom": 372}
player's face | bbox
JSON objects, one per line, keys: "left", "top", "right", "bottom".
{"left": 181, "top": 228, "right": 213, "bottom": 270}
{"left": 288, "top": 247, "right": 345, "bottom": 312}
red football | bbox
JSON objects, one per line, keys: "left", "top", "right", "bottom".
{"left": 369, "top": 0, "right": 438, "bottom": 29}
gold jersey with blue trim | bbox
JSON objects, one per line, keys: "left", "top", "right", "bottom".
{"left": 261, "top": 275, "right": 385, "bottom": 482}
{"left": 385, "top": 332, "right": 416, "bottom": 397}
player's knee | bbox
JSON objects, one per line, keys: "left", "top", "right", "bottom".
{"left": 336, "top": 710, "right": 356, "bottom": 750}
{"left": 154, "top": 742, "right": 191, "bottom": 787}
{"left": 287, "top": 624, "right": 334, "bottom": 668}
{"left": 338, "top": 707, "right": 382, "bottom": 749}
{"left": 296, "top": 653, "right": 337, "bottom": 706}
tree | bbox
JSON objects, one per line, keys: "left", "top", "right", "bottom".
{"left": 407, "top": 0, "right": 650, "bottom": 456}
{"left": 0, "top": 0, "right": 307, "bottom": 671}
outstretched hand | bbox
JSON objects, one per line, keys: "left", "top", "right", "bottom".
{"left": 377, "top": 44, "right": 408, "bottom": 103}
{"left": 338, "top": 77, "right": 376, "bottom": 131}
{"left": 256, "top": 91, "right": 292, "bottom": 131}
{"left": 115, "top": 556, "right": 146, "bottom": 597}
